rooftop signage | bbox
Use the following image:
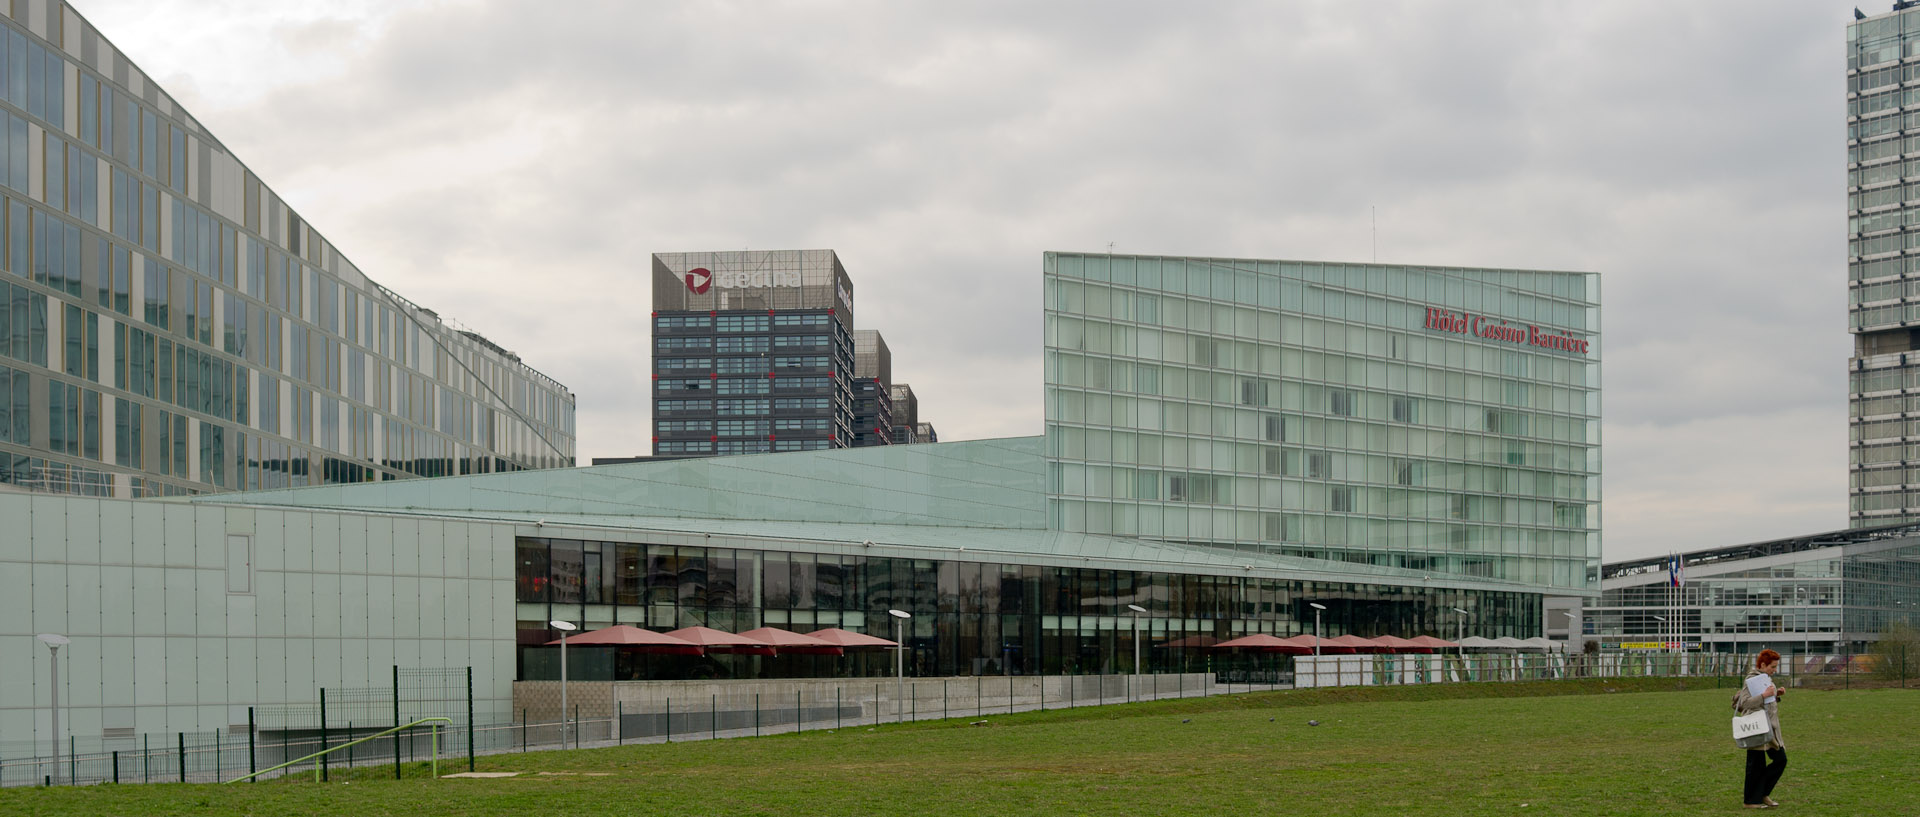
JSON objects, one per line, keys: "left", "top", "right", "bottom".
{"left": 1423, "top": 307, "right": 1590, "bottom": 355}
{"left": 683, "top": 266, "right": 804, "bottom": 293}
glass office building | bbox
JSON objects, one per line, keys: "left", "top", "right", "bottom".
{"left": 0, "top": 3, "right": 575, "bottom": 499}
{"left": 650, "top": 250, "right": 855, "bottom": 458}
{"left": 1044, "top": 253, "right": 1601, "bottom": 592}
{"left": 1847, "top": 6, "right": 1920, "bottom": 527}
{"left": 1593, "top": 524, "right": 1920, "bottom": 654}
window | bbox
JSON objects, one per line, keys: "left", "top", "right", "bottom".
{"left": 654, "top": 315, "right": 712, "bottom": 330}
{"left": 773, "top": 418, "right": 830, "bottom": 433}
{"left": 656, "top": 419, "right": 713, "bottom": 434}
{"left": 656, "top": 378, "right": 709, "bottom": 393}
{"left": 715, "top": 357, "right": 764, "bottom": 374}
{"left": 775, "top": 397, "right": 829, "bottom": 411}
{"left": 716, "top": 399, "right": 769, "bottom": 416}
{"left": 773, "top": 313, "right": 830, "bottom": 327}
{"left": 773, "top": 335, "right": 829, "bottom": 349}
{"left": 715, "top": 315, "right": 769, "bottom": 333}
{"left": 1330, "top": 486, "right": 1354, "bottom": 513}
{"left": 656, "top": 357, "right": 712, "bottom": 372}
{"left": 656, "top": 399, "right": 713, "bottom": 413}
{"left": 717, "top": 440, "right": 772, "bottom": 455}
{"left": 715, "top": 378, "right": 769, "bottom": 395}
{"left": 656, "top": 440, "right": 714, "bottom": 455}
{"left": 775, "top": 376, "right": 831, "bottom": 390}
{"left": 1391, "top": 397, "right": 1416, "bottom": 423}
{"left": 656, "top": 336, "right": 712, "bottom": 351}
{"left": 1328, "top": 389, "right": 1355, "bottom": 416}
{"left": 716, "top": 337, "right": 769, "bottom": 354}
{"left": 1306, "top": 452, "right": 1332, "bottom": 479}
{"left": 718, "top": 419, "right": 770, "bottom": 437}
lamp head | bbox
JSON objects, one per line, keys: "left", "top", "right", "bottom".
{"left": 1308, "top": 602, "right": 1326, "bottom": 611}
{"left": 887, "top": 609, "right": 912, "bottom": 619}
{"left": 549, "top": 620, "right": 578, "bottom": 631}
{"left": 1126, "top": 604, "right": 1147, "bottom": 614}
{"left": 1450, "top": 606, "right": 1469, "bottom": 615}
{"left": 36, "top": 633, "right": 70, "bottom": 647}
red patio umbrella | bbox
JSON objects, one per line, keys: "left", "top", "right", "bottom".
{"left": 663, "top": 626, "right": 777, "bottom": 656}
{"left": 738, "top": 627, "right": 845, "bottom": 656}
{"left": 1323, "top": 635, "right": 1391, "bottom": 654}
{"left": 543, "top": 625, "right": 704, "bottom": 655}
{"left": 1406, "top": 635, "right": 1460, "bottom": 651}
{"left": 1369, "top": 635, "right": 1432, "bottom": 654}
{"left": 1214, "top": 634, "right": 1307, "bottom": 654}
{"left": 804, "top": 628, "right": 898, "bottom": 649}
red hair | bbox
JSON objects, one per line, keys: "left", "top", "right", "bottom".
{"left": 1756, "top": 649, "right": 1780, "bottom": 668}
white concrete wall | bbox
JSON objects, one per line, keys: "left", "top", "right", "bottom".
{"left": 0, "top": 493, "right": 520, "bottom": 754}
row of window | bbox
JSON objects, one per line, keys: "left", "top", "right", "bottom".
{"left": 653, "top": 439, "right": 834, "bottom": 455}
{"left": 655, "top": 397, "right": 833, "bottom": 415}
{"left": 656, "top": 418, "right": 835, "bottom": 435}
{"left": 654, "top": 312, "right": 837, "bottom": 332}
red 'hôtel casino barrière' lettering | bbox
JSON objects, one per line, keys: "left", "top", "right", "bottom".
{"left": 1423, "top": 307, "right": 1589, "bottom": 355}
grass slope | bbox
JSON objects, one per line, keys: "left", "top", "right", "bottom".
{"left": 4, "top": 678, "right": 1916, "bottom": 816}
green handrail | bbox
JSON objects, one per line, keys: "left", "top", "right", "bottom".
{"left": 225, "top": 717, "right": 453, "bottom": 784}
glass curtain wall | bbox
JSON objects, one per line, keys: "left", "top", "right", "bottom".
{"left": 514, "top": 536, "right": 1541, "bottom": 681}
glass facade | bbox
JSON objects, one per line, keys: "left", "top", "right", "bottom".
{"left": 1044, "top": 253, "right": 1601, "bottom": 591}
{"left": 0, "top": 4, "right": 574, "bottom": 499}
{"left": 1594, "top": 537, "right": 1920, "bottom": 653}
{"left": 1847, "top": 9, "right": 1920, "bottom": 526}
{"left": 513, "top": 535, "right": 1541, "bottom": 680}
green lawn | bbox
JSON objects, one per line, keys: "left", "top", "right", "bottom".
{"left": 5, "top": 678, "right": 1916, "bottom": 816}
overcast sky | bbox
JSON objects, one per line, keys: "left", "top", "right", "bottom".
{"left": 73, "top": 1, "right": 1872, "bottom": 562}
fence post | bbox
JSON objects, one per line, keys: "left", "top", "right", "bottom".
{"left": 392, "top": 665, "right": 402, "bottom": 780}
{"left": 712, "top": 695, "right": 717, "bottom": 741}
{"left": 143, "top": 733, "right": 149, "bottom": 783}
{"left": 796, "top": 691, "right": 802, "bottom": 734}
{"left": 666, "top": 697, "right": 673, "bottom": 743}
{"left": 112, "top": 750, "right": 119, "bottom": 784}
{"left": 573, "top": 705, "right": 579, "bottom": 748}
{"left": 247, "top": 707, "right": 256, "bottom": 782}
{"left": 836, "top": 687, "right": 842, "bottom": 731}
{"left": 320, "top": 687, "right": 330, "bottom": 782}
{"left": 72, "top": 736, "right": 78, "bottom": 785}
{"left": 522, "top": 710, "right": 528, "bottom": 753}
{"left": 943, "top": 681, "right": 948, "bottom": 722}
{"left": 618, "top": 702, "right": 625, "bottom": 744}
{"left": 467, "top": 666, "right": 476, "bottom": 773}
{"left": 177, "top": 732, "right": 185, "bottom": 783}
{"left": 754, "top": 694, "right": 760, "bottom": 738}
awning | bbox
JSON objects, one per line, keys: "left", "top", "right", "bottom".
{"left": 1520, "top": 637, "right": 1561, "bottom": 652}
{"left": 738, "top": 627, "right": 845, "bottom": 655}
{"left": 664, "top": 626, "right": 777, "bottom": 656}
{"left": 1492, "top": 637, "right": 1530, "bottom": 650}
{"left": 543, "top": 625, "right": 704, "bottom": 655}
{"left": 804, "top": 628, "right": 898, "bottom": 649}
{"left": 1406, "top": 635, "right": 1459, "bottom": 650}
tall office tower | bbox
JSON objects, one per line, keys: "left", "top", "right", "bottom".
{"left": 1848, "top": 5, "right": 1920, "bottom": 527}
{"left": 889, "top": 382, "right": 919, "bottom": 444}
{"left": 851, "top": 329, "right": 893, "bottom": 446}
{"left": 651, "top": 250, "right": 855, "bottom": 458}
{"left": 0, "top": 4, "right": 574, "bottom": 498}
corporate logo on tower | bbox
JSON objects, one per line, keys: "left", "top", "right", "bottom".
{"left": 685, "top": 267, "right": 713, "bottom": 294}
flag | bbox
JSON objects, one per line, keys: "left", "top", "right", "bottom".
{"left": 1668, "top": 555, "right": 1678, "bottom": 588}
{"left": 1676, "top": 558, "right": 1685, "bottom": 588}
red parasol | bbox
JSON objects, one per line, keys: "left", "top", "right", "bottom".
{"left": 663, "top": 626, "right": 777, "bottom": 656}
{"left": 543, "top": 625, "right": 704, "bottom": 655}
{"left": 738, "top": 627, "right": 845, "bottom": 656}
{"left": 804, "top": 628, "right": 899, "bottom": 649}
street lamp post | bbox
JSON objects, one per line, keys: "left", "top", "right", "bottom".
{"left": 36, "top": 634, "right": 68, "bottom": 785}
{"left": 1126, "top": 604, "right": 1147, "bottom": 676}
{"left": 1451, "top": 607, "right": 1470, "bottom": 681}
{"left": 550, "top": 620, "right": 577, "bottom": 749}
{"left": 1309, "top": 602, "right": 1327, "bottom": 689}
{"left": 889, "top": 609, "right": 912, "bottom": 723}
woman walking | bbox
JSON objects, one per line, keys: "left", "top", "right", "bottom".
{"left": 1734, "top": 649, "right": 1787, "bottom": 809}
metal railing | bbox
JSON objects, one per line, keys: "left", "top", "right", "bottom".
{"left": 226, "top": 718, "right": 452, "bottom": 784}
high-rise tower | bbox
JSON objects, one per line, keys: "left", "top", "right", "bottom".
{"left": 1847, "top": 6, "right": 1920, "bottom": 526}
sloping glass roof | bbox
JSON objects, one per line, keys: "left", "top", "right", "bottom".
{"left": 191, "top": 437, "right": 1048, "bottom": 528}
